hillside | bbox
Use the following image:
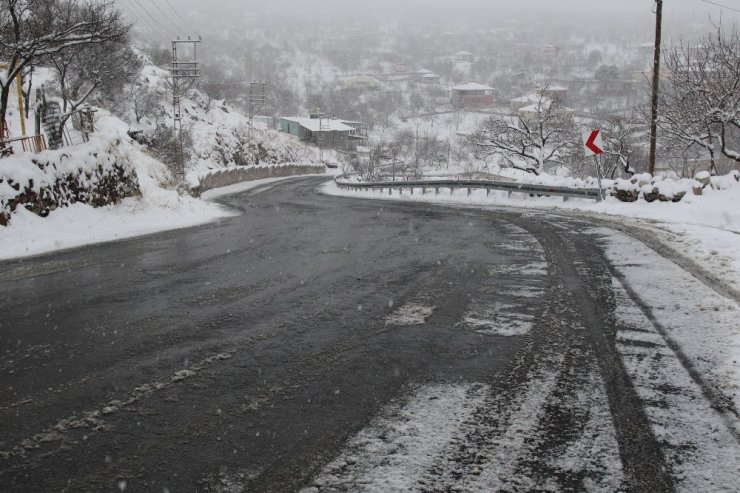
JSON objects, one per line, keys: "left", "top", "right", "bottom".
{"left": 1, "top": 55, "right": 322, "bottom": 255}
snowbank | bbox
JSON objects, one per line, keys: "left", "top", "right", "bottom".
{"left": 0, "top": 110, "right": 233, "bottom": 259}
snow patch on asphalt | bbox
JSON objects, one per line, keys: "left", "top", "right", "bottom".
{"left": 384, "top": 302, "right": 435, "bottom": 326}
{"left": 0, "top": 351, "right": 234, "bottom": 460}
{"left": 611, "top": 277, "right": 740, "bottom": 492}
{"left": 305, "top": 383, "right": 488, "bottom": 492}
{"left": 462, "top": 303, "right": 534, "bottom": 337}
{"left": 429, "top": 343, "right": 624, "bottom": 491}
{"left": 489, "top": 261, "right": 549, "bottom": 276}
{"left": 593, "top": 228, "right": 740, "bottom": 417}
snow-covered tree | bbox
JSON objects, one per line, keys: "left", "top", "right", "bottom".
{"left": 0, "top": 0, "right": 127, "bottom": 144}
{"left": 47, "top": 38, "right": 137, "bottom": 143}
{"left": 600, "top": 113, "right": 645, "bottom": 177}
{"left": 471, "top": 94, "right": 578, "bottom": 175}
{"left": 657, "top": 27, "right": 740, "bottom": 174}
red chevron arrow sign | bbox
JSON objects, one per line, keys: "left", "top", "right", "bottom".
{"left": 583, "top": 129, "right": 604, "bottom": 156}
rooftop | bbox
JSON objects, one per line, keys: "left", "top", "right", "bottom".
{"left": 451, "top": 82, "right": 494, "bottom": 92}
{"left": 280, "top": 117, "right": 355, "bottom": 133}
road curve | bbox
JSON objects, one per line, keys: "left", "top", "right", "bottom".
{"left": 0, "top": 176, "right": 730, "bottom": 492}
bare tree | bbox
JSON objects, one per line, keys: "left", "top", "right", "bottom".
{"left": 47, "top": 39, "right": 135, "bottom": 143}
{"left": 657, "top": 27, "right": 740, "bottom": 174}
{"left": 600, "top": 113, "right": 644, "bottom": 177}
{"left": 472, "top": 95, "right": 578, "bottom": 175}
{"left": 128, "top": 83, "right": 161, "bottom": 124}
{"left": 0, "top": 0, "right": 127, "bottom": 143}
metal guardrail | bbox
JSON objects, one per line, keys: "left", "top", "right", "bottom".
{"left": 334, "top": 175, "right": 603, "bottom": 201}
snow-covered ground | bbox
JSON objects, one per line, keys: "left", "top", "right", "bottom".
{"left": 0, "top": 173, "right": 328, "bottom": 261}
{"left": 315, "top": 177, "right": 740, "bottom": 492}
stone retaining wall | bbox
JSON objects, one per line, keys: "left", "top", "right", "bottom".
{"left": 192, "top": 164, "right": 326, "bottom": 196}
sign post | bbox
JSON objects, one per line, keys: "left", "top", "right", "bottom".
{"left": 583, "top": 129, "right": 605, "bottom": 202}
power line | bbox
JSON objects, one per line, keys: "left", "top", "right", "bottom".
{"left": 148, "top": 0, "right": 185, "bottom": 32}
{"left": 119, "top": 0, "right": 169, "bottom": 45}
{"left": 130, "top": 0, "right": 175, "bottom": 35}
{"left": 701, "top": 0, "right": 740, "bottom": 14}
{"left": 121, "top": 0, "right": 165, "bottom": 38}
{"left": 163, "top": 0, "right": 189, "bottom": 27}
{"left": 137, "top": 0, "right": 216, "bottom": 64}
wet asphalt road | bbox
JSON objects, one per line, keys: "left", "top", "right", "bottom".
{"left": 0, "top": 176, "right": 675, "bottom": 492}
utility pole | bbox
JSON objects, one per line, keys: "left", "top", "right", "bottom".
{"left": 170, "top": 36, "right": 201, "bottom": 181}
{"left": 247, "top": 81, "right": 267, "bottom": 148}
{"left": 647, "top": 0, "right": 663, "bottom": 175}
{"left": 319, "top": 111, "right": 330, "bottom": 165}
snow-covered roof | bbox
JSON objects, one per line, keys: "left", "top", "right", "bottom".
{"left": 541, "top": 84, "right": 568, "bottom": 91}
{"left": 519, "top": 102, "right": 551, "bottom": 112}
{"left": 421, "top": 73, "right": 441, "bottom": 78}
{"left": 280, "top": 117, "right": 355, "bottom": 133}
{"left": 451, "top": 82, "right": 494, "bottom": 92}
{"left": 511, "top": 93, "right": 542, "bottom": 104}
{"left": 518, "top": 101, "right": 572, "bottom": 113}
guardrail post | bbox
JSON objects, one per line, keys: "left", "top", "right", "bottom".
{"left": 486, "top": 188, "right": 490, "bottom": 197}
{"left": 422, "top": 187, "right": 426, "bottom": 195}
{"left": 467, "top": 188, "right": 471, "bottom": 196}
{"left": 410, "top": 187, "right": 414, "bottom": 195}
{"left": 507, "top": 191, "right": 512, "bottom": 198}
{"left": 563, "top": 196, "right": 569, "bottom": 202}
{"left": 435, "top": 187, "right": 439, "bottom": 195}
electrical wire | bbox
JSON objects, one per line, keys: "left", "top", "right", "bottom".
{"left": 701, "top": 0, "right": 740, "bottom": 14}
{"left": 148, "top": 0, "right": 185, "bottom": 32}
{"left": 163, "top": 0, "right": 190, "bottom": 29}
{"left": 143, "top": 0, "right": 216, "bottom": 63}
{"left": 130, "top": 0, "right": 176, "bottom": 35}
{"left": 119, "top": 0, "right": 169, "bottom": 45}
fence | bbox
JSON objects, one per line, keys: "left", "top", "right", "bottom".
{"left": 1, "top": 134, "right": 47, "bottom": 155}
{"left": 334, "top": 175, "right": 602, "bottom": 202}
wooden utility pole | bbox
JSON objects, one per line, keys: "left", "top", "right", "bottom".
{"left": 648, "top": 0, "right": 663, "bottom": 175}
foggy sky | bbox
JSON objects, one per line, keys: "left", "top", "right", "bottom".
{"left": 165, "top": 0, "right": 740, "bottom": 37}
{"left": 168, "top": 0, "right": 739, "bottom": 18}
{"left": 134, "top": 0, "right": 740, "bottom": 42}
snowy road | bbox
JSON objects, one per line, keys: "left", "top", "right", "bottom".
{"left": 0, "top": 176, "right": 738, "bottom": 492}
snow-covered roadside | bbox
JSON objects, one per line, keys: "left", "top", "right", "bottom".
{"left": 0, "top": 188, "right": 233, "bottom": 261}
{"left": 321, "top": 180, "right": 740, "bottom": 293}
{"left": 0, "top": 174, "right": 326, "bottom": 261}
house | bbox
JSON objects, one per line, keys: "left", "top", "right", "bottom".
{"left": 510, "top": 93, "right": 545, "bottom": 113}
{"left": 343, "top": 75, "right": 383, "bottom": 92}
{"left": 455, "top": 51, "right": 474, "bottom": 63}
{"left": 413, "top": 70, "right": 442, "bottom": 85}
{"left": 538, "top": 85, "right": 568, "bottom": 103}
{"left": 542, "top": 44, "right": 560, "bottom": 58}
{"left": 279, "top": 115, "right": 366, "bottom": 152}
{"left": 517, "top": 99, "right": 574, "bottom": 123}
{"left": 450, "top": 83, "right": 495, "bottom": 109}
{"left": 420, "top": 73, "right": 442, "bottom": 84}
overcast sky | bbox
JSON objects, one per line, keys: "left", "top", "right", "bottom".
{"left": 131, "top": 0, "right": 740, "bottom": 44}
{"left": 167, "top": 0, "right": 740, "bottom": 16}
